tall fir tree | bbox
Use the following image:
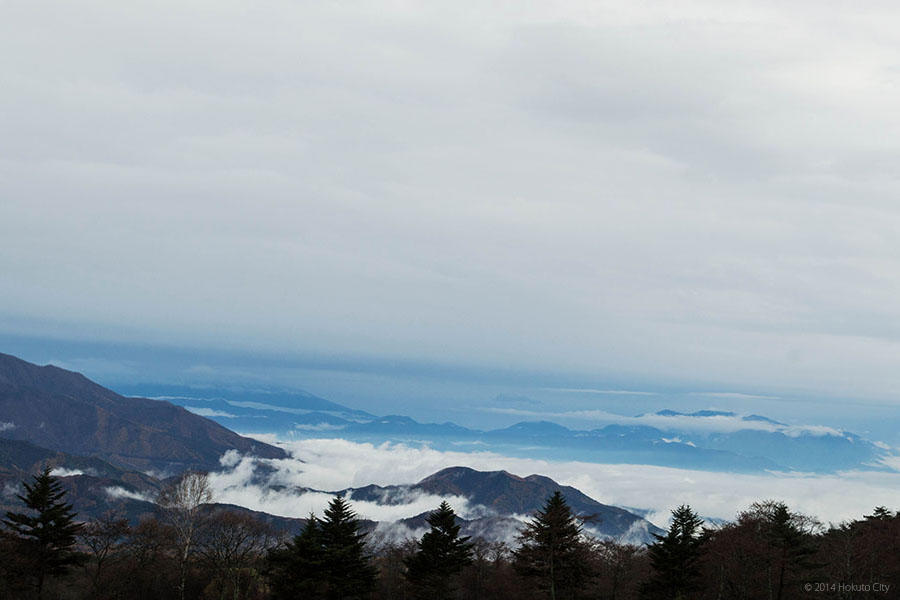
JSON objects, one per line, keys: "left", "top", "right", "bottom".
{"left": 744, "top": 500, "right": 820, "bottom": 600}
{"left": 513, "top": 491, "right": 592, "bottom": 600}
{"left": 267, "top": 497, "right": 376, "bottom": 600}
{"left": 267, "top": 516, "right": 326, "bottom": 599}
{"left": 405, "top": 501, "right": 474, "bottom": 600}
{"left": 2, "top": 467, "right": 84, "bottom": 599}
{"left": 642, "top": 504, "right": 705, "bottom": 600}
{"left": 319, "top": 496, "right": 377, "bottom": 600}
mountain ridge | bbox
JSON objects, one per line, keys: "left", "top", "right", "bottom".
{"left": 0, "top": 352, "right": 286, "bottom": 473}
{"left": 336, "top": 465, "right": 661, "bottom": 542}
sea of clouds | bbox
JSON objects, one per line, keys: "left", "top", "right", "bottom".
{"left": 210, "top": 437, "right": 900, "bottom": 529}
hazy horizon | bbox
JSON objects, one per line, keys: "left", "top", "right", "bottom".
{"left": 3, "top": 335, "right": 899, "bottom": 447}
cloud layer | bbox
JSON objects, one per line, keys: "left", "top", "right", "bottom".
{"left": 224, "top": 438, "right": 900, "bottom": 527}
{"left": 3, "top": 1, "right": 900, "bottom": 404}
{"left": 208, "top": 449, "right": 473, "bottom": 523}
{"left": 48, "top": 467, "right": 85, "bottom": 478}
{"left": 185, "top": 406, "right": 238, "bottom": 418}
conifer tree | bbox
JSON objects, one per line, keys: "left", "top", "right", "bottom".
{"left": 267, "top": 516, "right": 326, "bottom": 599}
{"left": 642, "top": 504, "right": 704, "bottom": 600}
{"left": 405, "top": 501, "right": 474, "bottom": 599}
{"left": 319, "top": 496, "right": 377, "bottom": 599}
{"left": 267, "top": 497, "right": 376, "bottom": 600}
{"left": 513, "top": 491, "right": 591, "bottom": 600}
{"left": 2, "top": 467, "right": 84, "bottom": 599}
{"left": 744, "top": 500, "right": 820, "bottom": 600}
{"left": 866, "top": 506, "right": 894, "bottom": 521}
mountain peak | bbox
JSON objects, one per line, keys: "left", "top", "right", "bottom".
{"left": 0, "top": 352, "right": 286, "bottom": 473}
{"left": 0, "top": 352, "right": 101, "bottom": 394}
{"left": 742, "top": 414, "right": 784, "bottom": 425}
{"left": 654, "top": 409, "right": 681, "bottom": 416}
{"left": 418, "top": 466, "right": 521, "bottom": 485}
{"left": 493, "top": 421, "right": 572, "bottom": 435}
{"left": 653, "top": 409, "right": 738, "bottom": 418}
{"left": 412, "top": 465, "right": 661, "bottom": 540}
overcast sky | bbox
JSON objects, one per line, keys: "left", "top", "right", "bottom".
{"left": 4, "top": 1, "right": 900, "bottom": 410}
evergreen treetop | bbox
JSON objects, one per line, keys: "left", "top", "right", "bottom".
{"left": 267, "top": 515, "right": 326, "bottom": 599}
{"left": 514, "top": 491, "right": 591, "bottom": 600}
{"left": 405, "top": 501, "right": 474, "bottom": 599}
{"left": 643, "top": 504, "right": 705, "bottom": 600}
{"left": 2, "top": 467, "right": 84, "bottom": 598}
{"left": 267, "top": 496, "right": 376, "bottom": 600}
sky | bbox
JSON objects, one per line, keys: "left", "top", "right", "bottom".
{"left": 4, "top": 1, "right": 900, "bottom": 425}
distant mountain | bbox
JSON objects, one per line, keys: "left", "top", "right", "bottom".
{"left": 348, "top": 415, "right": 474, "bottom": 438}
{"left": 115, "top": 383, "right": 376, "bottom": 435}
{"left": 639, "top": 410, "right": 890, "bottom": 472}
{"left": 256, "top": 407, "right": 891, "bottom": 474}
{"left": 340, "top": 466, "right": 662, "bottom": 543}
{"left": 111, "top": 367, "right": 895, "bottom": 474}
{"left": 490, "top": 421, "right": 573, "bottom": 438}
{"left": 649, "top": 409, "right": 784, "bottom": 425}
{"left": 315, "top": 417, "right": 781, "bottom": 472}
{"left": 417, "top": 467, "right": 646, "bottom": 529}
{"left": 0, "top": 353, "right": 286, "bottom": 473}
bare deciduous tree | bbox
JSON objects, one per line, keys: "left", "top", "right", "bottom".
{"left": 79, "top": 510, "right": 131, "bottom": 599}
{"left": 197, "top": 510, "right": 275, "bottom": 600}
{"left": 158, "top": 471, "right": 213, "bottom": 600}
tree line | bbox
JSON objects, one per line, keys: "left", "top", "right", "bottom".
{"left": 1, "top": 467, "right": 898, "bottom": 599}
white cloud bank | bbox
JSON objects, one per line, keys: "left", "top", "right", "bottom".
{"left": 0, "top": 422, "right": 15, "bottom": 432}
{"left": 294, "top": 423, "right": 347, "bottom": 432}
{"left": 105, "top": 486, "right": 155, "bottom": 503}
{"left": 229, "top": 437, "right": 900, "bottom": 527}
{"left": 49, "top": 467, "right": 85, "bottom": 477}
{"left": 185, "top": 406, "right": 238, "bottom": 418}
{"left": 6, "top": 1, "right": 900, "bottom": 407}
{"left": 208, "top": 451, "right": 473, "bottom": 523}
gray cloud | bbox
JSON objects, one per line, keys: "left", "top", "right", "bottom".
{"left": 3, "top": 2, "right": 900, "bottom": 404}
{"left": 543, "top": 389, "right": 658, "bottom": 397}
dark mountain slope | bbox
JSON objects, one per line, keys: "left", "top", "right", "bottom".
{"left": 0, "top": 437, "right": 156, "bottom": 488}
{"left": 343, "top": 466, "right": 661, "bottom": 541}
{"left": 0, "top": 353, "right": 286, "bottom": 473}
{"left": 417, "top": 467, "right": 655, "bottom": 537}
{"left": 0, "top": 437, "right": 161, "bottom": 522}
